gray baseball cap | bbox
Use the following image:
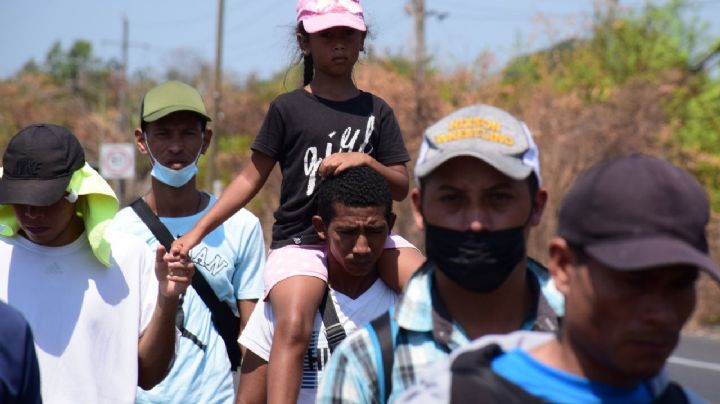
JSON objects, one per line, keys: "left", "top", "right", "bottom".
{"left": 414, "top": 104, "right": 541, "bottom": 184}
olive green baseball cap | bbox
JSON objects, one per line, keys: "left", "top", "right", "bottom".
{"left": 140, "top": 80, "right": 212, "bottom": 124}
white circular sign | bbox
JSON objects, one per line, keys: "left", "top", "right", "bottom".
{"left": 100, "top": 143, "right": 135, "bottom": 179}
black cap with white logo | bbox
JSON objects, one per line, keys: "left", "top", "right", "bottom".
{"left": 0, "top": 124, "right": 85, "bottom": 206}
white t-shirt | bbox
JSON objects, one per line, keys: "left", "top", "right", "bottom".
{"left": 240, "top": 279, "right": 398, "bottom": 404}
{"left": 111, "top": 195, "right": 265, "bottom": 404}
{"left": 0, "top": 230, "right": 158, "bottom": 404}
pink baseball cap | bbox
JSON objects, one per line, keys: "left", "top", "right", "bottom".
{"left": 297, "top": 0, "right": 367, "bottom": 33}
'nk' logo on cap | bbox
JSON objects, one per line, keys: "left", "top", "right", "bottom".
{"left": 14, "top": 158, "right": 42, "bottom": 177}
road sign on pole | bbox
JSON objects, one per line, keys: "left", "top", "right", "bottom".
{"left": 100, "top": 143, "right": 135, "bottom": 179}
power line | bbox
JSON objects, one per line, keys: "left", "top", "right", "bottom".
{"left": 224, "top": 0, "right": 285, "bottom": 35}
{"left": 132, "top": 11, "right": 215, "bottom": 28}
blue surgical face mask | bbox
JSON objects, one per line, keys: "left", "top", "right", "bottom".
{"left": 144, "top": 132, "right": 203, "bottom": 188}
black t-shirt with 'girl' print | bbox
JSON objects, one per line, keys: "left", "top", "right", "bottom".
{"left": 251, "top": 89, "right": 410, "bottom": 248}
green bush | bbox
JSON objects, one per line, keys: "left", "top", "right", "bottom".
{"left": 503, "top": 0, "right": 705, "bottom": 101}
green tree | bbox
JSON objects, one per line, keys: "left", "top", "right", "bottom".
{"left": 502, "top": 0, "right": 706, "bottom": 101}
{"left": 45, "top": 40, "right": 98, "bottom": 89}
{"left": 42, "top": 40, "right": 115, "bottom": 111}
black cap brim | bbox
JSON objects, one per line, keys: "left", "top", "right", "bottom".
{"left": 0, "top": 176, "right": 71, "bottom": 207}
{"left": 586, "top": 236, "right": 720, "bottom": 282}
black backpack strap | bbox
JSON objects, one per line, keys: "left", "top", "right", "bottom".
{"left": 319, "top": 286, "right": 347, "bottom": 353}
{"left": 187, "top": 261, "right": 241, "bottom": 370}
{"left": 175, "top": 294, "right": 207, "bottom": 351}
{"left": 130, "top": 198, "right": 174, "bottom": 250}
{"left": 653, "top": 381, "right": 689, "bottom": 404}
{"left": 449, "top": 344, "right": 546, "bottom": 404}
{"left": 367, "top": 310, "right": 397, "bottom": 404}
{"left": 130, "top": 198, "right": 241, "bottom": 370}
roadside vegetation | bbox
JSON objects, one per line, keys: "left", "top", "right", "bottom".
{"left": 1, "top": 0, "right": 718, "bottom": 326}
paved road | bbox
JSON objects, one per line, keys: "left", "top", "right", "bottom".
{"left": 668, "top": 333, "right": 720, "bottom": 403}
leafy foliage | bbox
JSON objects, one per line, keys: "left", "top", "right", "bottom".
{"left": 504, "top": 0, "right": 706, "bottom": 100}
{"left": 2, "top": 0, "right": 719, "bottom": 323}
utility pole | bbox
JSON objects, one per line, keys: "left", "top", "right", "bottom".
{"left": 607, "top": 0, "right": 619, "bottom": 21}
{"left": 115, "top": 15, "right": 130, "bottom": 204}
{"left": 206, "top": 0, "right": 225, "bottom": 191}
{"left": 118, "top": 15, "right": 129, "bottom": 132}
{"left": 406, "top": 1, "right": 446, "bottom": 126}
{"left": 409, "top": 0, "right": 426, "bottom": 124}
{"left": 104, "top": 15, "right": 148, "bottom": 131}
{"left": 102, "top": 16, "right": 149, "bottom": 202}
{"left": 595, "top": 0, "right": 619, "bottom": 22}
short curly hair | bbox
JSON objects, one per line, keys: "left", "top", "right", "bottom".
{"left": 316, "top": 166, "right": 393, "bottom": 225}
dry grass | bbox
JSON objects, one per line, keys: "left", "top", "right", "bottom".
{"left": 326, "top": 63, "right": 720, "bottom": 327}
{"left": 11, "top": 60, "right": 713, "bottom": 327}
{"left": 120, "top": 61, "right": 720, "bottom": 327}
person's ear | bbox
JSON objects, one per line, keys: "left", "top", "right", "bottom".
{"left": 388, "top": 212, "right": 397, "bottom": 233}
{"left": 530, "top": 187, "right": 548, "bottom": 227}
{"left": 410, "top": 187, "right": 424, "bottom": 230}
{"left": 297, "top": 33, "right": 310, "bottom": 56}
{"left": 201, "top": 127, "right": 213, "bottom": 154}
{"left": 135, "top": 128, "right": 149, "bottom": 155}
{"left": 312, "top": 215, "right": 327, "bottom": 240}
{"left": 548, "top": 237, "right": 572, "bottom": 296}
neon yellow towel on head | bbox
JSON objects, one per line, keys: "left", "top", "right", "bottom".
{"left": 0, "top": 163, "right": 118, "bottom": 267}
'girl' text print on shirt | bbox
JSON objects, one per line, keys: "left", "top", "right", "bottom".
{"left": 303, "top": 115, "right": 376, "bottom": 195}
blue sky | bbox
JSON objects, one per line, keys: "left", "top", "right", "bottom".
{"left": 2, "top": 0, "right": 720, "bottom": 81}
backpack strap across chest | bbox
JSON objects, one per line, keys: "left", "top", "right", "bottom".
{"left": 130, "top": 198, "right": 242, "bottom": 370}
{"left": 318, "top": 286, "right": 347, "bottom": 353}
{"left": 365, "top": 309, "right": 399, "bottom": 404}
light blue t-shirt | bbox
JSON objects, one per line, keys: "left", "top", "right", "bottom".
{"left": 110, "top": 194, "right": 265, "bottom": 404}
{"left": 492, "top": 348, "right": 653, "bottom": 404}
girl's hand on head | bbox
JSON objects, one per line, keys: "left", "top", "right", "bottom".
{"left": 319, "top": 152, "right": 371, "bottom": 177}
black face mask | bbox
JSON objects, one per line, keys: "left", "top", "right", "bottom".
{"left": 425, "top": 223, "right": 526, "bottom": 293}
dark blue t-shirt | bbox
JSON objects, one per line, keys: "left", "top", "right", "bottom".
{"left": 0, "top": 300, "right": 41, "bottom": 403}
{"left": 492, "top": 348, "right": 653, "bottom": 403}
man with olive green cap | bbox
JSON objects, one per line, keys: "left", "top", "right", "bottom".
{"left": 110, "top": 80, "right": 265, "bottom": 403}
{"left": 0, "top": 123, "right": 194, "bottom": 403}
